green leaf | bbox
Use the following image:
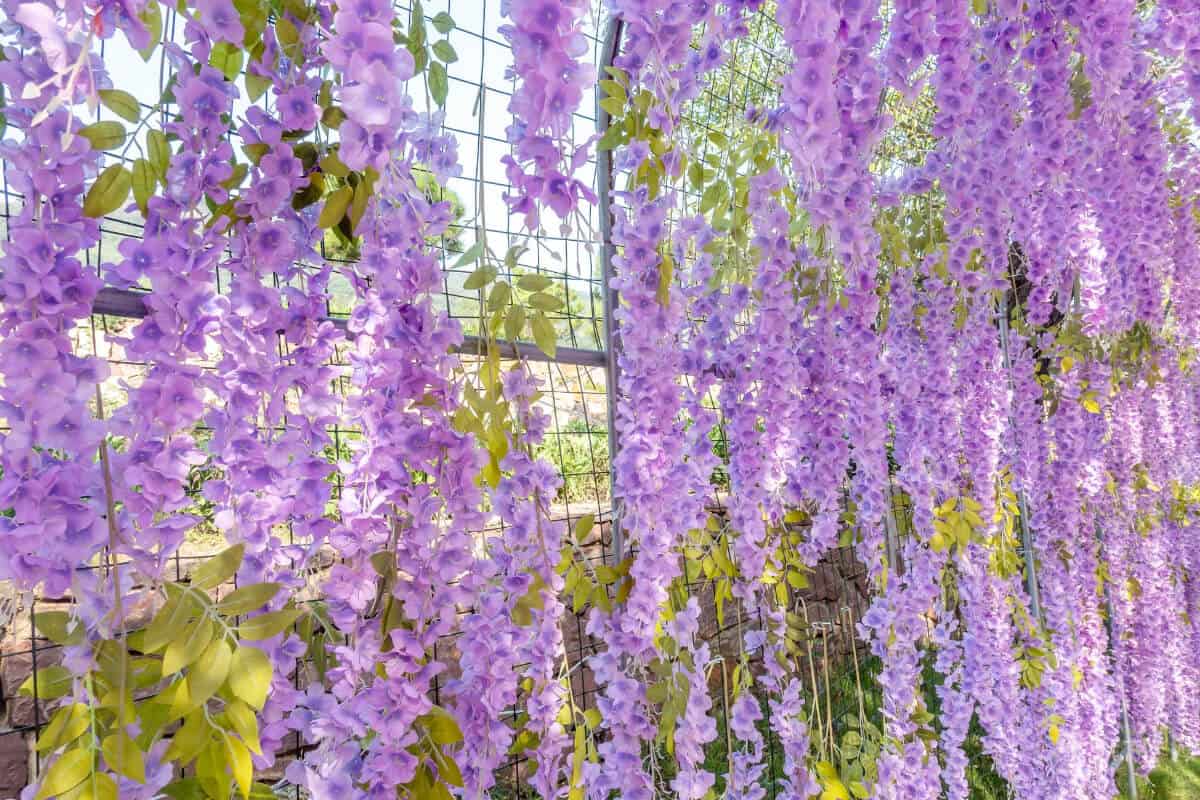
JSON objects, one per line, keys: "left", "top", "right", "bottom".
{"left": 503, "top": 244, "right": 527, "bottom": 269}
{"left": 275, "top": 15, "right": 299, "bottom": 47}
{"left": 237, "top": 607, "right": 302, "bottom": 641}
{"left": 245, "top": 73, "right": 271, "bottom": 103}
{"left": 19, "top": 665, "right": 73, "bottom": 699}
{"left": 102, "top": 731, "right": 146, "bottom": 783}
{"left": 574, "top": 514, "right": 594, "bottom": 543}
{"left": 191, "top": 543, "right": 245, "bottom": 590}
{"left": 35, "top": 748, "right": 92, "bottom": 800}
{"left": 527, "top": 292, "right": 563, "bottom": 311}
{"left": 147, "top": 129, "right": 170, "bottom": 181}
{"left": 318, "top": 185, "right": 353, "bottom": 229}
{"left": 33, "top": 611, "right": 82, "bottom": 645}
{"left": 209, "top": 42, "right": 244, "bottom": 80}
{"left": 189, "top": 638, "right": 233, "bottom": 705}
{"left": 163, "top": 615, "right": 215, "bottom": 675}
{"left": 78, "top": 121, "right": 126, "bottom": 150}
{"left": 216, "top": 582, "right": 282, "bottom": 616}
{"left": 131, "top": 158, "right": 155, "bottom": 214}
{"left": 83, "top": 164, "right": 131, "bottom": 218}
{"left": 99, "top": 89, "right": 141, "bottom": 123}
{"left": 503, "top": 304, "right": 526, "bottom": 341}
{"left": 137, "top": 2, "right": 162, "bottom": 60}
{"left": 596, "top": 124, "right": 623, "bottom": 151}
{"left": 531, "top": 311, "right": 556, "bottom": 358}
{"left": 454, "top": 240, "right": 483, "bottom": 267}
{"left": 431, "top": 11, "right": 455, "bottom": 33}
{"left": 319, "top": 151, "right": 349, "bottom": 178}
{"left": 349, "top": 178, "right": 371, "bottom": 232}
{"left": 487, "top": 281, "right": 511, "bottom": 312}
{"left": 516, "top": 274, "right": 553, "bottom": 292}
{"left": 432, "top": 39, "right": 457, "bottom": 63}
{"left": 463, "top": 266, "right": 496, "bottom": 291}
{"left": 428, "top": 61, "right": 449, "bottom": 106}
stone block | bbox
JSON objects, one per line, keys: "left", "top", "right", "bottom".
{"left": 0, "top": 732, "right": 29, "bottom": 798}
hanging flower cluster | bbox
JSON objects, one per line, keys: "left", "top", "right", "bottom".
{"left": 5, "top": 1, "right": 1200, "bottom": 799}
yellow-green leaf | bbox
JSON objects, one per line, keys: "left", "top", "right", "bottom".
{"left": 516, "top": 274, "right": 553, "bottom": 292}
{"left": 531, "top": 311, "right": 556, "bottom": 358}
{"left": 318, "top": 185, "right": 352, "bottom": 229}
{"left": 131, "top": 158, "right": 155, "bottom": 214}
{"left": 216, "top": 583, "right": 282, "bottom": 616}
{"left": 229, "top": 646, "right": 272, "bottom": 710}
{"left": 189, "top": 638, "right": 233, "bottom": 705}
{"left": 209, "top": 42, "right": 243, "bottom": 80}
{"left": 237, "top": 607, "right": 302, "bottom": 641}
{"left": 191, "top": 543, "right": 245, "bottom": 590}
{"left": 137, "top": 2, "right": 162, "bottom": 60}
{"left": 163, "top": 616, "right": 215, "bottom": 675}
{"left": 432, "top": 39, "right": 457, "bottom": 63}
{"left": 144, "top": 588, "right": 202, "bottom": 653}
{"left": 84, "top": 164, "right": 131, "bottom": 218}
{"left": 503, "top": 304, "right": 525, "bottom": 341}
{"left": 599, "top": 97, "right": 625, "bottom": 118}
{"left": 78, "top": 121, "right": 126, "bottom": 150}
{"left": 102, "top": 731, "right": 145, "bottom": 782}
{"left": 99, "top": 89, "right": 141, "bottom": 123}
{"left": 275, "top": 15, "right": 299, "bottom": 47}
{"left": 429, "top": 61, "right": 448, "bottom": 106}
{"left": 37, "top": 703, "right": 89, "bottom": 753}
{"left": 418, "top": 706, "right": 463, "bottom": 745}
{"left": 527, "top": 291, "right": 563, "bottom": 311}
{"left": 147, "top": 129, "right": 170, "bottom": 182}
{"left": 245, "top": 73, "right": 271, "bottom": 104}
{"left": 33, "top": 611, "right": 83, "bottom": 646}
{"left": 35, "top": 748, "right": 92, "bottom": 800}
{"left": 573, "top": 514, "right": 594, "bottom": 543}
{"left": 81, "top": 771, "right": 119, "bottom": 800}
{"left": 164, "top": 709, "right": 212, "bottom": 764}
{"left": 19, "top": 665, "right": 73, "bottom": 699}
{"left": 223, "top": 699, "right": 262, "bottom": 756}
{"left": 487, "top": 281, "right": 511, "bottom": 312}
{"left": 463, "top": 266, "right": 496, "bottom": 291}
{"left": 599, "top": 80, "right": 626, "bottom": 102}
{"left": 319, "top": 151, "right": 349, "bottom": 178}
{"left": 223, "top": 733, "right": 253, "bottom": 800}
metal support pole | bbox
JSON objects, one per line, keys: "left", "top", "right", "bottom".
{"left": 883, "top": 496, "right": 903, "bottom": 577}
{"left": 996, "top": 293, "right": 1043, "bottom": 624}
{"left": 596, "top": 16, "right": 625, "bottom": 564}
{"left": 1097, "top": 523, "right": 1139, "bottom": 799}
